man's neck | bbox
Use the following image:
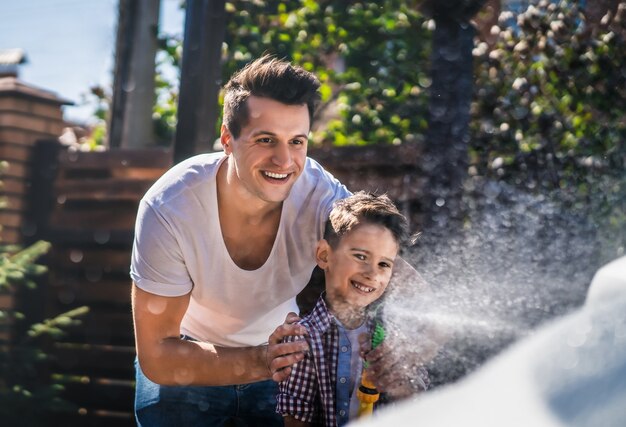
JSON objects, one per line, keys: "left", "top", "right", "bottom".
{"left": 216, "top": 159, "right": 283, "bottom": 270}
{"left": 217, "top": 157, "right": 282, "bottom": 221}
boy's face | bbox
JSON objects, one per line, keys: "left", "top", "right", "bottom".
{"left": 317, "top": 223, "right": 399, "bottom": 311}
{"left": 221, "top": 96, "right": 310, "bottom": 204}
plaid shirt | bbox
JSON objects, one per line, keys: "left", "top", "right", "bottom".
{"left": 277, "top": 295, "right": 431, "bottom": 426}
{"left": 277, "top": 295, "right": 350, "bottom": 426}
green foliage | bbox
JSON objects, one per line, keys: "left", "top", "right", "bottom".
{"left": 0, "top": 168, "right": 89, "bottom": 424}
{"left": 156, "top": 0, "right": 433, "bottom": 146}
{"left": 0, "top": 241, "right": 50, "bottom": 291}
{"left": 153, "top": 32, "right": 183, "bottom": 144}
{"left": 75, "top": 86, "right": 110, "bottom": 150}
{"left": 108, "top": 0, "right": 626, "bottom": 254}
{"left": 224, "top": 0, "right": 432, "bottom": 146}
{"left": 471, "top": 0, "right": 626, "bottom": 258}
{"left": 0, "top": 304, "right": 89, "bottom": 426}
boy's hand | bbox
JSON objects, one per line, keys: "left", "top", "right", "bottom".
{"left": 360, "top": 323, "right": 444, "bottom": 399}
{"left": 266, "top": 312, "right": 309, "bottom": 382}
{"left": 360, "top": 340, "right": 429, "bottom": 399}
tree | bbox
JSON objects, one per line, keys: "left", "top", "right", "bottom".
{"left": 157, "top": 0, "right": 433, "bottom": 148}
{"left": 173, "top": 0, "right": 227, "bottom": 162}
{"left": 0, "top": 245, "right": 90, "bottom": 426}
{"left": 0, "top": 162, "right": 88, "bottom": 425}
{"left": 150, "top": 1, "right": 625, "bottom": 259}
{"left": 414, "top": 0, "right": 487, "bottom": 233}
{"left": 109, "top": 0, "right": 161, "bottom": 148}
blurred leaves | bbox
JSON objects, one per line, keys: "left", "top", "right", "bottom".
{"left": 223, "top": 0, "right": 432, "bottom": 146}
{"left": 156, "top": 0, "right": 433, "bottom": 146}
{"left": 470, "top": 0, "right": 626, "bottom": 257}
{"left": 120, "top": 0, "right": 625, "bottom": 253}
{"left": 0, "top": 207, "right": 88, "bottom": 423}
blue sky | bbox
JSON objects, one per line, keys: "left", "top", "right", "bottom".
{"left": 0, "top": 0, "right": 184, "bottom": 124}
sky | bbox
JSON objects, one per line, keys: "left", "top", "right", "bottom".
{"left": 0, "top": 0, "right": 185, "bottom": 124}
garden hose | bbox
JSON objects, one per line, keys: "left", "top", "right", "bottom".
{"left": 356, "top": 322, "right": 385, "bottom": 417}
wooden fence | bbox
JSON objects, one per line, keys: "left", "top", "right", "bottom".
{"left": 22, "top": 141, "right": 423, "bottom": 425}
{"left": 30, "top": 142, "right": 172, "bottom": 426}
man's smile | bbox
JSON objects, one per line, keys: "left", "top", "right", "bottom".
{"left": 263, "top": 171, "right": 290, "bottom": 180}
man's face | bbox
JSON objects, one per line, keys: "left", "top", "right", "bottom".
{"left": 318, "top": 223, "right": 399, "bottom": 313}
{"left": 222, "top": 96, "right": 310, "bottom": 204}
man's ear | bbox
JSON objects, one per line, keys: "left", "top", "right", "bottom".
{"left": 316, "top": 239, "right": 330, "bottom": 270}
{"left": 220, "top": 124, "right": 233, "bottom": 154}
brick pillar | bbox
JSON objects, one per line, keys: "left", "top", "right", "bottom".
{"left": 0, "top": 76, "right": 72, "bottom": 244}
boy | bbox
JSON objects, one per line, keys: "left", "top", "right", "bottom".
{"left": 277, "top": 192, "right": 430, "bottom": 426}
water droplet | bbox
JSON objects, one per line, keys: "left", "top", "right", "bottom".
{"left": 85, "top": 267, "right": 103, "bottom": 283}
{"left": 93, "top": 230, "right": 110, "bottom": 244}
{"left": 69, "top": 250, "right": 83, "bottom": 263}
{"left": 173, "top": 368, "right": 193, "bottom": 385}
{"left": 147, "top": 298, "right": 167, "bottom": 315}
{"left": 59, "top": 289, "right": 75, "bottom": 304}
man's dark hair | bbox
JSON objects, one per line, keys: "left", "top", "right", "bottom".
{"left": 222, "top": 55, "right": 321, "bottom": 139}
{"left": 324, "top": 191, "right": 410, "bottom": 249}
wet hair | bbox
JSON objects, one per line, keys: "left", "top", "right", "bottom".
{"left": 222, "top": 54, "right": 321, "bottom": 139}
{"left": 324, "top": 191, "right": 410, "bottom": 250}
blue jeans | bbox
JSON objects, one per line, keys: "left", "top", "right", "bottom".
{"left": 135, "top": 359, "right": 283, "bottom": 426}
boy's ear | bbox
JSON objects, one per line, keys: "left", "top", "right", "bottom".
{"left": 316, "top": 239, "right": 330, "bottom": 269}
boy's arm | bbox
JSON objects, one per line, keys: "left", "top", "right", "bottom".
{"left": 132, "top": 284, "right": 309, "bottom": 385}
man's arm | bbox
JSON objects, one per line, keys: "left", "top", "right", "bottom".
{"left": 132, "top": 284, "right": 309, "bottom": 385}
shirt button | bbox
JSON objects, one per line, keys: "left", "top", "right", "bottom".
{"left": 341, "top": 346, "right": 348, "bottom": 352}
{"left": 340, "top": 377, "right": 347, "bottom": 384}
{"left": 339, "top": 410, "right": 346, "bottom": 416}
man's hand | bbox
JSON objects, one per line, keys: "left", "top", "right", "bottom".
{"left": 266, "top": 312, "right": 309, "bottom": 382}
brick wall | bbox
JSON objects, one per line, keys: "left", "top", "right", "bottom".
{"left": 0, "top": 77, "right": 70, "bottom": 342}
{"left": 0, "top": 76, "right": 71, "bottom": 244}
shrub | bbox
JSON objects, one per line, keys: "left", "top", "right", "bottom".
{"left": 470, "top": 0, "right": 626, "bottom": 260}
{"left": 0, "top": 162, "right": 88, "bottom": 425}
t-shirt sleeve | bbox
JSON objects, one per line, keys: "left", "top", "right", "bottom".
{"left": 130, "top": 200, "right": 193, "bottom": 296}
{"left": 276, "top": 333, "right": 320, "bottom": 423}
{"left": 318, "top": 169, "right": 352, "bottom": 236}
{"left": 324, "top": 175, "right": 351, "bottom": 217}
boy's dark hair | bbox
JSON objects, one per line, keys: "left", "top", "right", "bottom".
{"left": 324, "top": 191, "right": 410, "bottom": 249}
{"left": 222, "top": 54, "right": 321, "bottom": 139}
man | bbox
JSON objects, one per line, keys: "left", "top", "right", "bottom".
{"left": 131, "top": 55, "right": 351, "bottom": 426}
{"left": 131, "top": 55, "right": 432, "bottom": 426}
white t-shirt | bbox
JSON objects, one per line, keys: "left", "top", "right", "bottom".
{"left": 130, "top": 152, "right": 350, "bottom": 347}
